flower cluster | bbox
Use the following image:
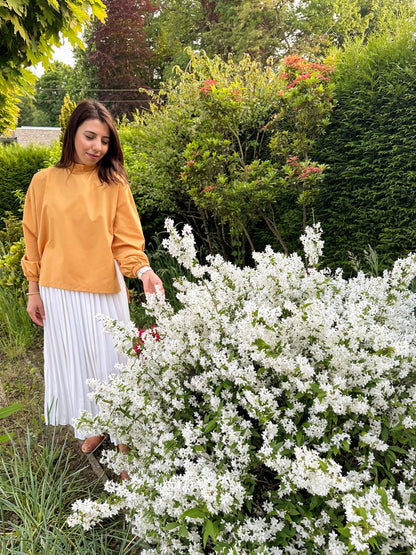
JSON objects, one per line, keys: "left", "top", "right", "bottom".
{"left": 70, "top": 220, "right": 416, "bottom": 554}
{"left": 280, "top": 55, "right": 333, "bottom": 91}
{"left": 199, "top": 78, "right": 217, "bottom": 96}
{"left": 134, "top": 325, "right": 161, "bottom": 356}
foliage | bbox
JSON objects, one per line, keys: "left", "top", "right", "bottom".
{"left": 121, "top": 51, "right": 333, "bottom": 263}
{"left": 59, "top": 94, "right": 77, "bottom": 144}
{"left": 35, "top": 62, "right": 75, "bottom": 127}
{"left": 127, "top": 232, "right": 195, "bottom": 330}
{"left": 0, "top": 236, "right": 26, "bottom": 295}
{"left": 0, "top": 200, "right": 33, "bottom": 351}
{"left": 146, "top": 0, "right": 415, "bottom": 79}
{"left": 71, "top": 221, "right": 416, "bottom": 553}
{"left": 0, "top": 403, "right": 22, "bottom": 443}
{"left": 18, "top": 62, "right": 75, "bottom": 127}
{"left": 0, "top": 143, "right": 50, "bottom": 221}
{"left": 0, "top": 0, "right": 106, "bottom": 134}
{"left": 0, "top": 195, "right": 29, "bottom": 312}
{"left": 0, "top": 424, "right": 142, "bottom": 553}
{"left": 85, "top": 0, "right": 158, "bottom": 119}
{"left": 16, "top": 94, "right": 37, "bottom": 127}
{"left": 291, "top": 0, "right": 415, "bottom": 57}
{"left": 313, "top": 24, "right": 416, "bottom": 271}
{"left": 144, "top": 0, "right": 202, "bottom": 82}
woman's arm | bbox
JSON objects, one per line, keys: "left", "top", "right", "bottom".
{"left": 26, "top": 281, "right": 45, "bottom": 327}
{"left": 140, "top": 268, "right": 164, "bottom": 296}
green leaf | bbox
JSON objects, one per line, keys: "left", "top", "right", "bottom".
{"left": 180, "top": 508, "right": 206, "bottom": 520}
{"left": 338, "top": 526, "right": 351, "bottom": 538}
{"left": 0, "top": 402, "right": 23, "bottom": 419}
{"left": 204, "top": 418, "right": 218, "bottom": 434}
{"left": 203, "top": 519, "right": 218, "bottom": 548}
{"left": 165, "top": 521, "right": 180, "bottom": 531}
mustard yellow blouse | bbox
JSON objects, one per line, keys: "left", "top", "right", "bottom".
{"left": 21, "top": 164, "right": 149, "bottom": 294}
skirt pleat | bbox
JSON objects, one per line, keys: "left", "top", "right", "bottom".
{"left": 40, "top": 262, "right": 130, "bottom": 439}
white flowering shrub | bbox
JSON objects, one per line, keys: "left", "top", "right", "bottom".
{"left": 69, "top": 220, "right": 416, "bottom": 554}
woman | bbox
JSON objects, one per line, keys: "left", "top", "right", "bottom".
{"left": 22, "top": 99, "right": 163, "bottom": 457}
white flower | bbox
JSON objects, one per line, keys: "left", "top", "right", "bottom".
{"left": 300, "top": 222, "right": 324, "bottom": 267}
{"left": 69, "top": 221, "right": 416, "bottom": 554}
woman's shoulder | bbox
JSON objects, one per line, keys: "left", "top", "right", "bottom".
{"left": 31, "top": 165, "right": 63, "bottom": 181}
{"left": 29, "top": 165, "right": 65, "bottom": 192}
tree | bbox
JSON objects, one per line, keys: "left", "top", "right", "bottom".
{"left": 145, "top": 0, "right": 203, "bottom": 81}
{"left": 34, "top": 62, "right": 75, "bottom": 126}
{"left": 0, "top": 0, "right": 106, "bottom": 134}
{"left": 86, "top": 0, "right": 158, "bottom": 119}
{"left": 67, "top": 26, "right": 101, "bottom": 103}
{"left": 148, "top": 0, "right": 415, "bottom": 79}
{"left": 59, "top": 95, "right": 77, "bottom": 144}
{"left": 292, "top": 0, "right": 416, "bottom": 57}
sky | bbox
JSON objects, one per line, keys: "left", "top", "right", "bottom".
{"left": 32, "top": 39, "right": 75, "bottom": 77}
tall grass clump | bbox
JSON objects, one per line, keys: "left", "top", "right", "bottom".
{"left": 0, "top": 423, "right": 142, "bottom": 554}
{"left": 0, "top": 286, "right": 35, "bottom": 358}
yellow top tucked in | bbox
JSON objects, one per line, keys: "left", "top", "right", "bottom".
{"left": 21, "top": 164, "right": 149, "bottom": 293}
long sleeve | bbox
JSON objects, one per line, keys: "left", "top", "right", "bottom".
{"left": 20, "top": 165, "right": 150, "bottom": 294}
{"left": 111, "top": 183, "right": 149, "bottom": 277}
{"left": 21, "top": 181, "right": 41, "bottom": 282}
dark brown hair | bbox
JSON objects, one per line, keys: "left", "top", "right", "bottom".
{"left": 56, "top": 99, "right": 127, "bottom": 185}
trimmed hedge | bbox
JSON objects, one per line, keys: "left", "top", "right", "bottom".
{"left": 0, "top": 143, "right": 51, "bottom": 223}
{"left": 314, "top": 27, "right": 416, "bottom": 271}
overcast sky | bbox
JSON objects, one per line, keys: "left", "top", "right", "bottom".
{"left": 32, "top": 39, "right": 75, "bottom": 77}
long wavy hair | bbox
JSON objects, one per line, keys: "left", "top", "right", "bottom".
{"left": 56, "top": 99, "right": 127, "bottom": 185}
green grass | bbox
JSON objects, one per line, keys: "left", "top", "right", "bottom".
{"left": 0, "top": 286, "right": 37, "bottom": 359}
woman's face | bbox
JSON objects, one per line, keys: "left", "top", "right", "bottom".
{"left": 74, "top": 118, "right": 110, "bottom": 165}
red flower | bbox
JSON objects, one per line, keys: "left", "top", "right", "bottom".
{"left": 299, "top": 166, "right": 323, "bottom": 179}
{"left": 134, "top": 326, "right": 161, "bottom": 357}
{"left": 232, "top": 89, "right": 243, "bottom": 101}
{"left": 199, "top": 79, "right": 218, "bottom": 96}
{"left": 282, "top": 54, "right": 305, "bottom": 69}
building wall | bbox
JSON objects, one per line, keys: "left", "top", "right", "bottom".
{"left": 13, "top": 127, "right": 60, "bottom": 147}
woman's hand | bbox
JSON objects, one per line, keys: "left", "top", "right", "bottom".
{"left": 27, "top": 294, "right": 46, "bottom": 326}
{"left": 141, "top": 270, "right": 164, "bottom": 297}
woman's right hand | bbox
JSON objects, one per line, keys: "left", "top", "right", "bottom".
{"left": 27, "top": 294, "right": 46, "bottom": 326}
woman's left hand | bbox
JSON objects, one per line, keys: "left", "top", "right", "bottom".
{"left": 141, "top": 270, "right": 165, "bottom": 296}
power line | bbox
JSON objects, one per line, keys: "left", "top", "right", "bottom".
{"left": 41, "top": 99, "right": 151, "bottom": 103}
{"left": 38, "top": 88, "right": 160, "bottom": 92}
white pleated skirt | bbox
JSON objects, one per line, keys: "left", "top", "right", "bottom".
{"left": 39, "top": 262, "right": 130, "bottom": 439}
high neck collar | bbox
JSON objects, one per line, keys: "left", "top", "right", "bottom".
{"left": 72, "top": 163, "right": 98, "bottom": 173}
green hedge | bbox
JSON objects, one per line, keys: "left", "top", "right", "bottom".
{"left": 0, "top": 143, "right": 51, "bottom": 223}
{"left": 314, "top": 26, "right": 416, "bottom": 271}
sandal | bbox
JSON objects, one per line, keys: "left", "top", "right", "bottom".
{"left": 119, "top": 443, "right": 130, "bottom": 481}
{"left": 81, "top": 435, "right": 106, "bottom": 454}
{"left": 121, "top": 470, "right": 130, "bottom": 481}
